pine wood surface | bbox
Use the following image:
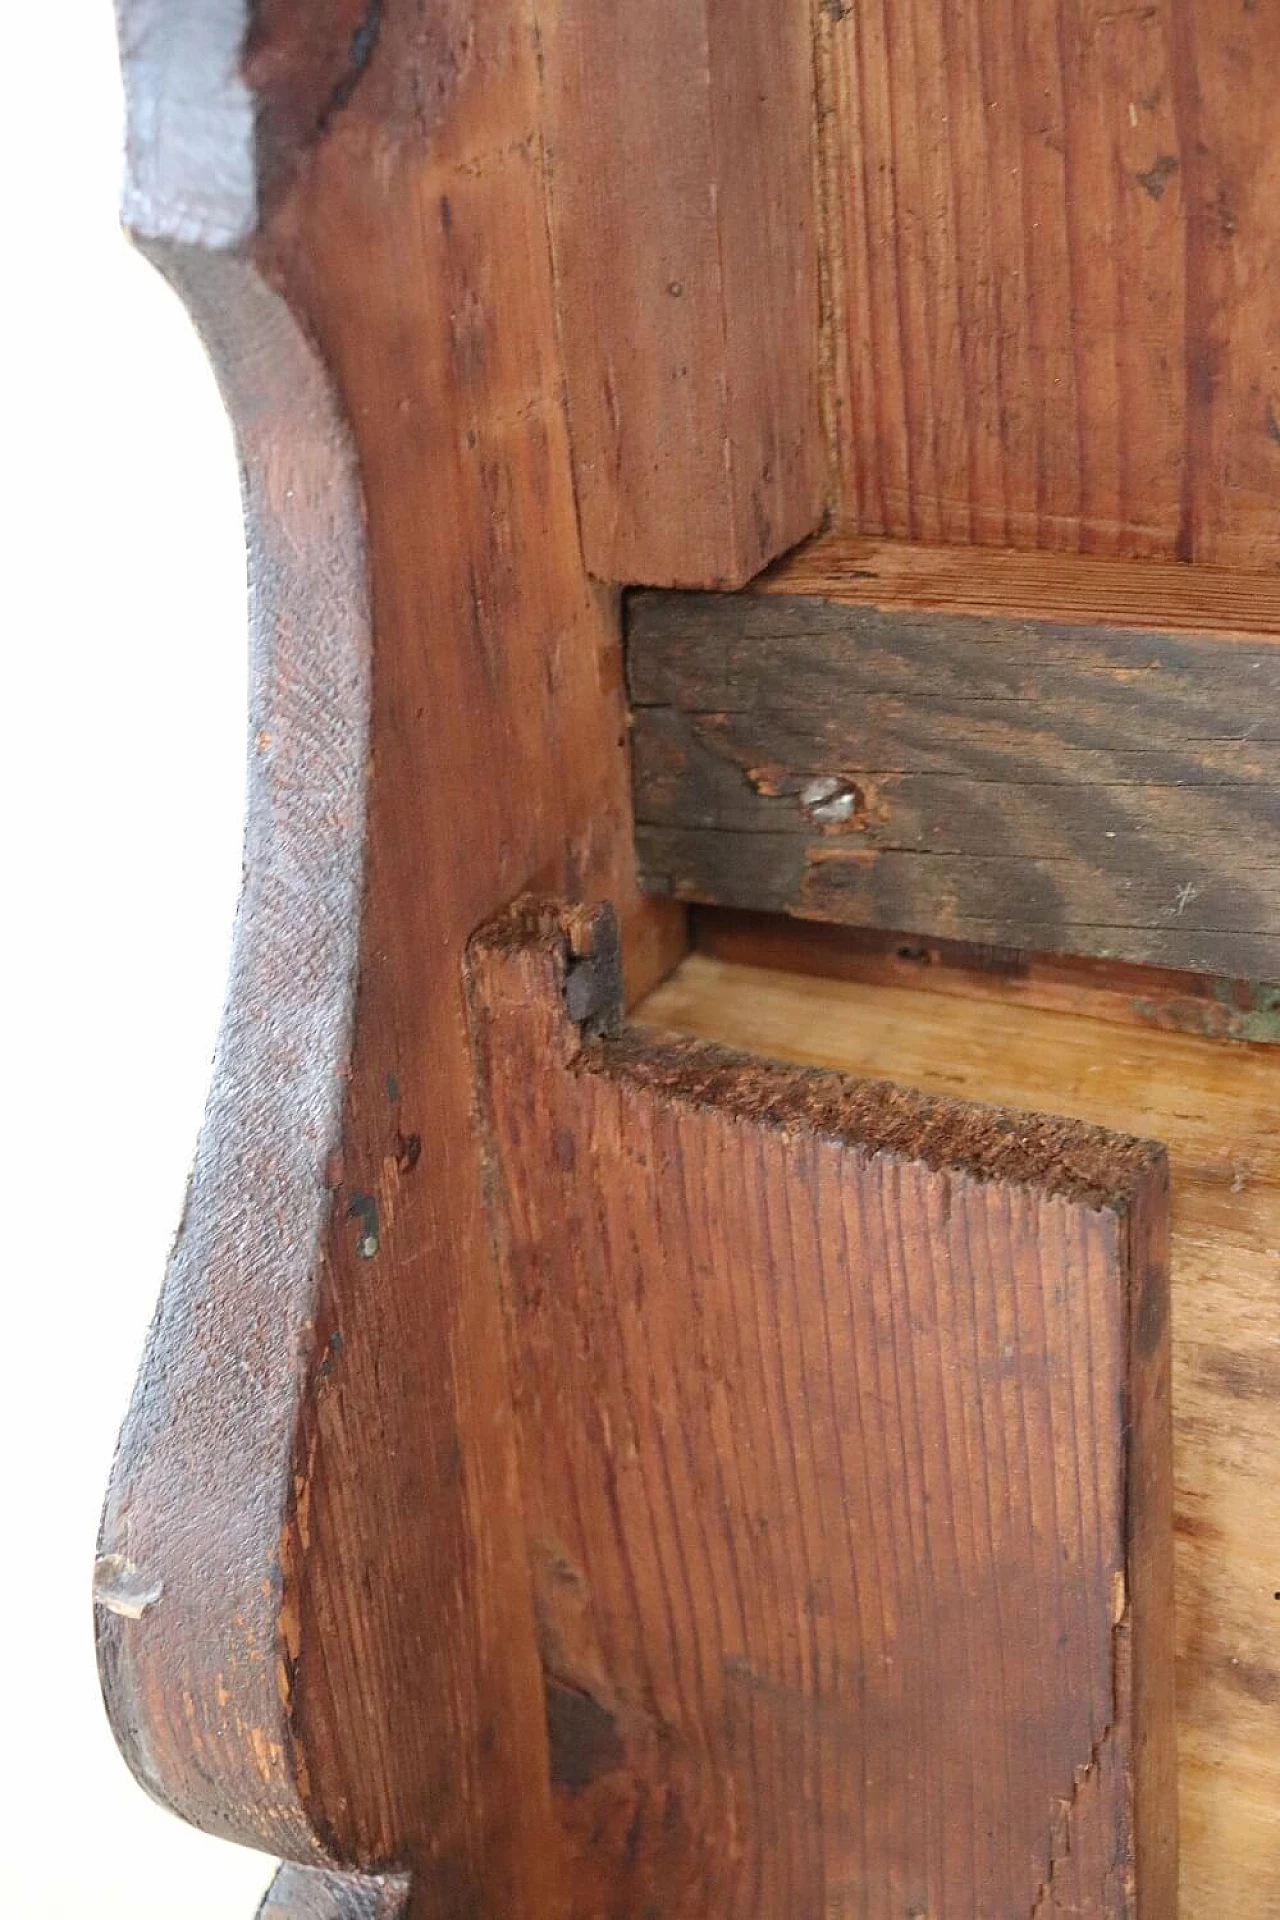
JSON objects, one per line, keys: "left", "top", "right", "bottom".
{"left": 641, "top": 938, "right": 1280, "bottom": 1919}
{"left": 693, "top": 908, "right": 1280, "bottom": 1050}
{"left": 97, "top": 7, "right": 1269, "bottom": 1913}
{"left": 814, "top": 1, "right": 1280, "bottom": 567}
{"left": 756, "top": 533, "right": 1280, "bottom": 635}
{"left": 469, "top": 898, "right": 1175, "bottom": 1919}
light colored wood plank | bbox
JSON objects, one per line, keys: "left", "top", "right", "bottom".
{"left": 640, "top": 944, "right": 1280, "bottom": 1919}
{"left": 469, "top": 898, "right": 1175, "bottom": 1918}
{"left": 695, "top": 909, "right": 1280, "bottom": 1048}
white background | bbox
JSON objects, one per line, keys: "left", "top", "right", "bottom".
{"left": 5, "top": 5, "right": 273, "bottom": 1912}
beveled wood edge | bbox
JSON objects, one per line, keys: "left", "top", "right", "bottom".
{"left": 96, "top": 0, "right": 371, "bottom": 1864}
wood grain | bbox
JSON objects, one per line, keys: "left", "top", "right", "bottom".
{"left": 538, "top": 0, "right": 824, "bottom": 588}
{"left": 695, "top": 907, "right": 1280, "bottom": 1049}
{"left": 99, "top": 0, "right": 680, "bottom": 1904}
{"left": 629, "top": 561, "right": 1280, "bottom": 976}
{"left": 257, "top": 1868, "right": 411, "bottom": 1919}
{"left": 93, "top": 237, "right": 371, "bottom": 1862}
{"left": 468, "top": 898, "right": 1176, "bottom": 1919}
{"left": 815, "top": 0, "right": 1280, "bottom": 566}
{"left": 643, "top": 938, "right": 1280, "bottom": 1920}
{"left": 756, "top": 531, "right": 1280, "bottom": 635}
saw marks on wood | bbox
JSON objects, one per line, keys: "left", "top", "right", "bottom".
{"left": 468, "top": 898, "right": 1174, "bottom": 1919}
{"left": 643, "top": 930, "right": 1280, "bottom": 1918}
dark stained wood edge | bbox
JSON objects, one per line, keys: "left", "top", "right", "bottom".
{"left": 691, "top": 908, "right": 1280, "bottom": 1047}
{"left": 628, "top": 579, "right": 1280, "bottom": 978}
{"left": 257, "top": 1866, "right": 412, "bottom": 1920}
{"left": 474, "top": 897, "right": 1171, "bottom": 1203}
{"left": 97, "top": 0, "right": 370, "bottom": 1866}
{"left": 755, "top": 530, "right": 1280, "bottom": 636}
{"left": 99, "top": 1, "right": 689, "bottom": 1898}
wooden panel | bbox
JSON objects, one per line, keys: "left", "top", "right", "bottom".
{"left": 816, "top": 0, "right": 1280, "bottom": 566}
{"left": 539, "top": 0, "right": 823, "bottom": 588}
{"left": 468, "top": 898, "right": 1175, "bottom": 1919}
{"left": 629, "top": 547, "right": 1280, "bottom": 976}
{"left": 642, "top": 936, "right": 1280, "bottom": 1919}
{"left": 97, "top": 1, "right": 682, "bottom": 1906}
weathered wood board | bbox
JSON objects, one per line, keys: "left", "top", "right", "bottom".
{"left": 468, "top": 898, "right": 1175, "bottom": 1919}
{"left": 644, "top": 924, "right": 1280, "bottom": 1919}
{"left": 97, "top": 0, "right": 682, "bottom": 1905}
{"left": 815, "top": 0, "right": 1280, "bottom": 566}
{"left": 630, "top": 539, "right": 1280, "bottom": 976}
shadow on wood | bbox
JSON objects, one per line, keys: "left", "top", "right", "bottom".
{"left": 466, "top": 896, "right": 1176, "bottom": 1918}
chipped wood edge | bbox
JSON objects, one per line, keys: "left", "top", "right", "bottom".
{"left": 96, "top": 0, "right": 371, "bottom": 1865}
{"left": 257, "top": 1866, "right": 413, "bottom": 1919}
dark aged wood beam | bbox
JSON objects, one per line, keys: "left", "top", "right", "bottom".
{"left": 630, "top": 535, "right": 1280, "bottom": 978}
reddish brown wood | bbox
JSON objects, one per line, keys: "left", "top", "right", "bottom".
{"left": 93, "top": 236, "right": 372, "bottom": 1861}
{"left": 816, "top": 0, "right": 1280, "bottom": 567}
{"left": 99, "top": 9, "right": 1196, "bottom": 1914}
{"left": 467, "top": 898, "right": 1177, "bottom": 1918}
{"left": 755, "top": 531, "right": 1280, "bottom": 633}
{"left": 257, "top": 1868, "right": 412, "bottom": 1919}
{"left": 629, "top": 540, "right": 1280, "bottom": 977}
{"left": 539, "top": 0, "right": 824, "bottom": 588}
{"left": 98, "top": 0, "right": 680, "bottom": 1903}
{"left": 642, "top": 936, "right": 1279, "bottom": 1919}
{"left": 693, "top": 907, "right": 1280, "bottom": 1049}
